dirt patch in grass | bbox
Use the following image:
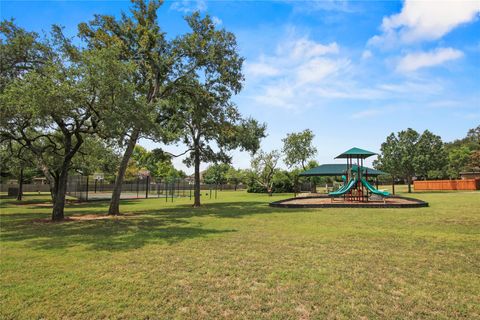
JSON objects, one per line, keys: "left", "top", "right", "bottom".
{"left": 32, "top": 214, "right": 135, "bottom": 224}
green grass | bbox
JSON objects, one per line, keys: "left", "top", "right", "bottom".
{"left": 1, "top": 190, "right": 479, "bottom": 319}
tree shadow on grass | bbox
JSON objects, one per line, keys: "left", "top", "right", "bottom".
{"left": 1, "top": 197, "right": 301, "bottom": 252}
{"left": 133, "top": 200, "right": 305, "bottom": 220}
{"left": 1, "top": 213, "right": 236, "bottom": 251}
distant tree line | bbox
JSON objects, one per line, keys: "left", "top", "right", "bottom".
{"left": 374, "top": 126, "right": 480, "bottom": 193}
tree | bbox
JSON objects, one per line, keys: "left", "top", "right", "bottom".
{"left": 79, "top": 0, "right": 180, "bottom": 215}
{"left": 165, "top": 14, "right": 265, "bottom": 207}
{"left": 250, "top": 150, "right": 281, "bottom": 196}
{"left": 443, "top": 125, "right": 480, "bottom": 177}
{"left": 414, "top": 130, "right": 446, "bottom": 180}
{"left": 282, "top": 129, "right": 318, "bottom": 192}
{"left": 282, "top": 129, "right": 317, "bottom": 170}
{"left": 203, "top": 163, "right": 230, "bottom": 186}
{"left": 468, "top": 150, "right": 480, "bottom": 171}
{"left": 0, "top": 142, "right": 38, "bottom": 200}
{"left": 71, "top": 137, "right": 121, "bottom": 177}
{"left": 1, "top": 26, "right": 135, "bottom": 220}
{"left": 0, "top": 20, "right": 51, "bottom": 91}
{"left": 446, "top": 146, "right": 471, "bottom": 178}
{"left": 226, "top": 167, "right": 244, "bottom": 191}
{"left": 375, "top": 129, "right": 419, "bottom": 193}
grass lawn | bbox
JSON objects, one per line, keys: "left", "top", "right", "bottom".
{"left": 1, "top": 190, "right": 479, "bottom": 319}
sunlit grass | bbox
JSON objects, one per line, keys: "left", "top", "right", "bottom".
{"left": 1, "top": 190, "right": 479, "bottom": 319}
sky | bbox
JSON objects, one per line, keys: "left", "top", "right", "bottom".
{"left": 2, "top": 0, "right": 480, "bottom": 174}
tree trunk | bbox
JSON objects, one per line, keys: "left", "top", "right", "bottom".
{"left": 193, "top": 144, "right": 201, "bottom": 207}
{"left": 392, "top": 176, "right": 395, "bottom": 195}
{"left": 407, "top": 176, "right": 412, "bottom": 193}
{"left": 16, "top": 168, "right": 24, "bottom": 201}
{"left": 109, "top": 130, "right": 140, "bottom": 215}
{"left": 51, "top": 169, "right": 68, "bottom": 221}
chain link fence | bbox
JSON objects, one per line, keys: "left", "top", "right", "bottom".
{"left": 65, "top": 175, "right": 238, "bottom": 202}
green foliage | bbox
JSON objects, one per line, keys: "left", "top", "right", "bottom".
{"left": 125, "top": 145, "right": 184, "bottom": 182}
{"left": 444, "top": 125, "right": 480, "bottom": 177}
{"left": 375, "top": 128, "right": 447, "bottom": 191}
{"left": 282, "top": 129, "right": 317, "bottom": 170}
{"left": 71, "top": 137, "right": 121, "bottom": 176}
{"left": 249, "top": 150, "right": 281, "bottom": 194}
{"left": 203, "top": 163, "right": 231, "bottom": 185}
{"left": 0, "top": 20, "right": 51, "bottom": 91}
{"left": 0, "top": 22, "right": 138, "bottom": 219}
{"left": 414, "top": 130, "right": 447, "bottom": 179}
{"left": 446, "top": 146, "right": 471, "bottom": 178}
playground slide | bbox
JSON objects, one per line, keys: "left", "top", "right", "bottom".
{"left": 332, "top": 180, "right": 348, "bottom": 194}
{"left": 361, "top": 178, "right": 390, "bottom": 197}
{"left": 329, "top": 178, "right": 357, "bottom": 196}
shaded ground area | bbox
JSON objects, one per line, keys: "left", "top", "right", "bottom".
{"left": 1, "top": 190, "right": 479, "bottom": 319}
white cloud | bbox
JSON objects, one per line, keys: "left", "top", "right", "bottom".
{"left": 280, "top": 38, "right": 339, "bottom": 60}
{"left": 361, "top": 50, "right": 372, "bottom": 59}
{"left": 396, "top": 47, "right": 464, "bottom": 72}
{"left": 212, "top": 16, "right": 222, "bottom": 26}
{"left": 170, "top": 0, "right": 207, "bottom": 13}
{"left": 369, "top": 0, "right": 480, "bottom": 47}
{"left": 244, "top": 33, "right": 349, "bottom": 109}
{"left": 245, "top": 61, "right": 280, "bottom": 77}
{"left": 295, "top": 57, "right": 349, "bottom": 84}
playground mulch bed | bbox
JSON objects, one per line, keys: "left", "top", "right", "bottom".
{"left": 270, "top": 195, "right": 428, "bottom": 208}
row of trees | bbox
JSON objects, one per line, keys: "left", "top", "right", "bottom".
{"left": 374, "top": 126, "right": 479, "bottom": 192}
{"left": 0, "top": 0, "right": 265, "bottom": 220}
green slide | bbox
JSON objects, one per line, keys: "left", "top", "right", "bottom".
{"left": 329, "top": 178, "right": 357, "bottom": 196}
{"left": 361, "top": 178, "right": 390, "bottom": 197}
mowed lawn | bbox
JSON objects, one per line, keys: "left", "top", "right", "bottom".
{"left": 1, "top": 190, "right": 479, "bottom": 319}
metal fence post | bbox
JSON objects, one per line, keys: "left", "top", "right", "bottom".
{"left": 145, "top": 175, "right": 149, "bottom": 199}
{"left": 136, "top": 178, "right": 139, "bottom": 198}
{"left": 85, "top": 175, "right": 89, "bottom": 202}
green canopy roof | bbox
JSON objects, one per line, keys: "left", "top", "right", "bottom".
{"left": 299, "top": 164, "right": 386, "bottom": 177}
{"left": 335, "top": 147, "right": 377, "bottom": 159}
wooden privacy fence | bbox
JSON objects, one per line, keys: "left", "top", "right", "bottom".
{"left": 414, "top": 179, "right": 480, "bottom": 191}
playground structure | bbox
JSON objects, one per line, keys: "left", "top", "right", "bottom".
{"left": 328, "top": 147, "right": 389, "bottom": 202}
{"left": 302, "top": 147, "right": 390, "bottom": 202}
{"left": 271, "top": 147, "right": 428, "bottom": 208}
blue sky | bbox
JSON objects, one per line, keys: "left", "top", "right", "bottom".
{"left": 2, "top": 0, "right": 480, "bottom": 173}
